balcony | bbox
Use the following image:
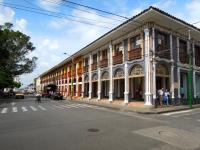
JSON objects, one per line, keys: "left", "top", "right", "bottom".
{"left": 77, "top": 68, "right": 83, "bottom": 75}
{"left": 84, "top": 65, "right": 89, "bottom": 73}
{"left": 128, "top": 48, "right": 142, "bottom": 60}
{"left": 100, "top": 59, "right": 108, "bottom": 68}
{"left": 156, "top": 45, "right": 170, "bottom": 59}
{"left": 179, "top": 53, "right": 189, "bottom": 64}
{"left": 113, "top": 53, "right": 123, "bottom": 65}
{"left": 92, "top": 62, "right": 97, "bottom": 70}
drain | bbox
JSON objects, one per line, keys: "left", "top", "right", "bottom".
{"left": 87, "top": 128, "right": 99, "bottom": 132}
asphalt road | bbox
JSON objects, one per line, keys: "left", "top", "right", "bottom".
{"left": 0, "top": 96, "right": 200, "bottom": 150}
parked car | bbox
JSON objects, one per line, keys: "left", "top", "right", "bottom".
{"left": 51, "top": 92, "right": 63, "bottom": 100}
{"left": 15, "top": 92, "right": 24, "bottom": 99}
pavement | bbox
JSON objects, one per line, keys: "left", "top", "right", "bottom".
{"left": 70, "top": 98, "right": 200, "bottom": 114}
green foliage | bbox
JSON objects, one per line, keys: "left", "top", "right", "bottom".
{"left": 0, "top": 22, "right": 37, "bottom": 89}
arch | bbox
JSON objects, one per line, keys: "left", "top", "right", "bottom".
{"left": 114, "top": 68, "right": 124, "bottom": 78}
{"left": 84, "top": 75, "right": 89, "bottom": 83}
{"left": 92, "top": 73, "right": 98, "bottom": 81}
{"left": 101, "top": 71, "right": 109, "bottom": 80}
{"left": 156, "top": 64, "right": 169, "bottom": 76}
{"left": 129, "top": 64, "right": 144, "bottom": 77}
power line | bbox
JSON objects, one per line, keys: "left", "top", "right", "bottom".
{"left": 42, "top": 0, "right": 126, "bottom": 22}
{"left": 0, "top": 3, "right": 113, "bottom": 29}
{"left": 22, "top": 0, "right": 119, "bottom": 26}
{"left": 60, "top": 0, "right": 129, "bottom": 19}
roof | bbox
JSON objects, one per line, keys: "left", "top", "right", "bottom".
{"left": 40, "top": 6, "right": 200, "bottom": 78}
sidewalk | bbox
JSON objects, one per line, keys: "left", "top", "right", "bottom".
{"left": 69, "top": 98, "right": 200, "bottom": 114}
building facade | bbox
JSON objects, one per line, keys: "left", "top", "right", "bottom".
{"left": 40, "top": 7, "right": 200, "bottom": 106}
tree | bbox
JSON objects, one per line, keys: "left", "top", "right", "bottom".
{"left": 0, "top": 22, "right": 37, "bottom": 89}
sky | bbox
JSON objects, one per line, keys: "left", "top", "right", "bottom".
{"left": 1, "top": 0, "right": 200, "bottom": 87}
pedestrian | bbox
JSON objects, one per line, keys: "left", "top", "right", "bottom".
{"left": 35, "top": 93, "right": 41, "bottom": 103}
{"left": 158, "top": 88, "right": 164, "bottom": 106}
{"left": 163, "top": 89, "right": 170, "bottom": 105}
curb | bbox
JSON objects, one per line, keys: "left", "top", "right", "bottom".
{"left": 68, "top": 99, "right": 200, "bottom": 114}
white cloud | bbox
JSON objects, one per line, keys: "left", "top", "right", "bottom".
{"left": 38, "top": 0, "right": 62, "bottom": 11}
{"left": 49, "top": 18, "right": 69, "bottom": 29}
{"left": 14, "top": 18, "right": 28, "bottom": 33}
{"left": 186, "top": 0, "right": 200, "bottom": 27}
{"left": 0, "top": 4, "right": 15, "bottom": 24}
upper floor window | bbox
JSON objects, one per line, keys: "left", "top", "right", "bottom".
{"left": 179, "top": 40, "right": 187, "bottom": 53}
{"left": 93, "top": 54, "right": 97, "bottom": 63}
{"left": 113, "top": 43, "right": 123, "bottom": 56}
{"left": 102, "top": 49, "right": 108, "bottom": 60}
{"left": 195, "top": 45, "right": 200, "bottom": 66}
{"left": 85, "top": 58, "right": 89, "bottom": 66}
{"left": 130, "top": 35, "right": 141, "bottom": 50}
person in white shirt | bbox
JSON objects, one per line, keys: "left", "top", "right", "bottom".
{"left": 158, "top": 88, "right": 164, "bottom": 106}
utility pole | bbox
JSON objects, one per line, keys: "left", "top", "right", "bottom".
{"left": 188, "top": 29, "right": 193, "bottom": 108}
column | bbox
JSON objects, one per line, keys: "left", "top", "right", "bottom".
{"left": 177, "top": 37, "right": 180, "bottom": 62}
{"left": 124, "top": 63, "right": 129, "bottom": 104}
{"left": 109, "top": 43, "right": 113, "bottom": 102}
{"left": 152, "top": 27, "right": 156, "bottom": 101}
{"left": 170, "top": 34, "right": 175, "bottom": 100}
{"left": 177, "top": 67, "right": 181, "bottom": 98}
{"left": 82, "top": 74, "right": 84, "bottom": 98}
{"left": 171, "top": 65, "right": 175, "bottom": 99}
{"left": 97, "top": 68, "right": 101, "bottom": 100}
{"left": 193, "top": 71, "right": 196, "bottom": 98}
{"left": 144, "top": 28, "right": 152, "bottom": 105}
{"left": 89, "top": 54, "right": 92, "bottom": 99}
{"left": 76, "top": 63, "right": 79, "bottom": 97}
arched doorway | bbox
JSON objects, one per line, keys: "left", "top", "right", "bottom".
{"left": 84, "top": 75, "right": 89, "bottom": 97}
{"left": 114, "top": 68, "right": 124, "bottom": 99}
{"left": 156, "top": 64, "right": 170, "bottom": 91}
{"left": 92, "top": 73, "right": 98, "bottom": 98}
{"left": 101, "top": 71, "right": 109, "bottom": 98}
{"left": 77, "top": 77, "right": 82, "bottom": 97}
{"left": 129, "top": 65, "right": 144, "bottom": 100}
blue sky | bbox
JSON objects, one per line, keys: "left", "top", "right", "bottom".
{"left": 0, "top": 0, "right": 200, "bottom": 87}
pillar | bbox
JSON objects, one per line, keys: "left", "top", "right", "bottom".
{"left": 152, "top": 27, "right": 156, "bottom": 102}
{"left": 82, "top": 74, "right": 84, "bottom": 98}
{"left": 144, "top": 28, "right": 152, "bottom": 105}
{"left": 177, "top": 67, "right": 181, "bottom": 98}
{"left": 109, "top": 43, "right": 113, "bottom": 102}
{"left": 97, "top": 68, "right": 101, "bottom": 100}
{"left": 89, "top": 54, "right": 92, "bottom": 99}
{"left": 124, "top": 63, "right": 129, "bottom": 104}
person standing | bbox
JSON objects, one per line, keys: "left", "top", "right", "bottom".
{"left": 158, "top": 88, "right": 164, "bottom": 106}
{"left": 163, "top": 89, "right": 170, "bottom": 105}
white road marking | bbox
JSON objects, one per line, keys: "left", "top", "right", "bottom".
{"left": 30, "top": 106, "right": 37, "bottom": 111}
{"left": 66, "top": 104, "right": 80, "bottom": 108}
{"left": 53, "top": 105, "right": 65, "bottom": 109}
{"left": 162, "top": 109, "right": 193, "bottom": 116}
{"left": 12, "top": 107, "right": 18, "bottom": 113}
{"left": 21, "top": 107, "right": 28, "bottom": 112}
{"left": 38, "top": 105, "right": 46, "bottom": 110}
{"left": 1, "top": 108, "right": 8, "bottom": 114}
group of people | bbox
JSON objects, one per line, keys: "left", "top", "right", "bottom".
{"left": 157, "top": 88, "right": 170, "bottom": 106}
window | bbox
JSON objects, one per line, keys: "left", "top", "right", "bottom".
{"left": 102, "top": 49, "right": 107, "bottom": 60}
{"left": 85, "top": 58, "right": 89, "bottom": 66}
{"left": 114, "top": 43, "right": 122, "bottom": 55}
{"left": 195, "top": 45, "right": 200, "bottom": 66}
{"left": 157, "top": 32, "right": 167, "bottom": 46}
{"left": 93, "top": 54, "right": 97, "bottom": 63}
{"left": 130, "top": 35, "right": 141, "bottom": 50}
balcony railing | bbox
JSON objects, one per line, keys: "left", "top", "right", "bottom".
{"left": 84, "top": 65, "right": 89, "bottom": 72}
{"left": 156, "top": 45, "right": 170, "bottom": 59}
{"left": 92, "top": 62, "right": 97, "bottom": 70}
{"left": 113, "top": 53, "right": 123, "bottom": 65}
{"left": 100, "top": 59, "right": 108, "bottom": 68}
{"left": 128, "top": 48, "right": 142, "bottom": 60}
{"left": 179, "top": 53, "right": 189, "bottom": 64}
